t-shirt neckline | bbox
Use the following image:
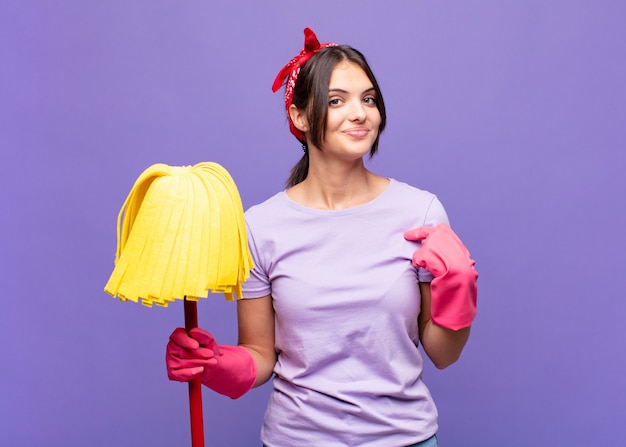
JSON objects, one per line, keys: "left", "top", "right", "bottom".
{"left": 280, "top": 178, "right": 396, "bottom": 216}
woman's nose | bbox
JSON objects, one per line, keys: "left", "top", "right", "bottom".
{"left": 349, "top": 100, "right": 367, "bottom": 121}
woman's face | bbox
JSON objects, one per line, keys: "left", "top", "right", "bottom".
{"left": 319, "top": 61, "right": 381, "bottom": 160}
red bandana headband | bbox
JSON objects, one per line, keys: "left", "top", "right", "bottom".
{"left": 272, "top": 28, "right": 336, "bottom": 142}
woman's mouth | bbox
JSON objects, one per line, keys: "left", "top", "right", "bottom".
{"left": 343, "top": 128, "right": 369, "bottom": 138}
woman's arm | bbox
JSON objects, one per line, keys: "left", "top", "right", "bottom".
{"left": 418, "top": 282, "right": 471, "bottom": 369}
{"left": 237, "top": 294, "right": 278, "bottom": 387}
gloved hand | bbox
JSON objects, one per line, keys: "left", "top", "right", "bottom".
{"left": 166, "top": 327, "right": 257, "bottom": 399}
{"left": 404, "top": 223, "right": 478, "bottom": 330}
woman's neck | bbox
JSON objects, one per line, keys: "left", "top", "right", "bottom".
{"left": 287, "top": 160, "right": 388, "bottom": 210}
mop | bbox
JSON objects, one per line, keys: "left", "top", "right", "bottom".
{"left": 104, "top": 162, "right": 253, "bottom": 447}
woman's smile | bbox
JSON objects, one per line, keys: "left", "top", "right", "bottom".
{"left": 342, "top": 127, "right": 370, "bottom": 138}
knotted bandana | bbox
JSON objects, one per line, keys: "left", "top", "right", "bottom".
{"left": 272, "top": 28, "right": 336, "bottom": 142}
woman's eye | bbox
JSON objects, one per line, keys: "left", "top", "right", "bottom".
{"left": 363, "top": 96, "right": 377, "bottom": 105}
{"left": 329, "top": 98, "right": 342, "bottom": 106}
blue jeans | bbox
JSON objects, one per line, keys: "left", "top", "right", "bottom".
{"left": 263, "top": 434, "right": 438, "bottom": 447}
{"left": 407, "top": 434, "right": 438, "bottom": 447}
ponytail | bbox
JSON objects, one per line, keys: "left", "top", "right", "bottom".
{"left": 286, "top": 152, "right": 309, "bottom": 187}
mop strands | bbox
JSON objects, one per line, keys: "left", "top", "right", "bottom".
{"left": 104, "top": 162, "right": 254, "bottom": 306}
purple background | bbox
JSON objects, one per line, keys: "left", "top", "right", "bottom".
{"left": 2, "top": 1, "right": 625, "bottom": 445}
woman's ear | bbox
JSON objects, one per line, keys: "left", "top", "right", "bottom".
{"left": 288, "top": 104, "right": 309, "bottom": 133}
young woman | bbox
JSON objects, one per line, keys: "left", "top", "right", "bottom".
{"left": 166, "top": 28, "right": 478, "bottom": 447}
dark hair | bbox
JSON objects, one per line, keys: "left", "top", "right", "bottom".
{"left": 286, "top": 45, "right": 387, "bottom": 187}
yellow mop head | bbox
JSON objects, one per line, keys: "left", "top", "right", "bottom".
{"left": 104, "top": 162, "right": 253, "bottom": 307}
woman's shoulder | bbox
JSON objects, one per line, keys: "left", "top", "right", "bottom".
{"left": 245, "top": 191, "right": 286, "bottom": 219}
{"left": 385, "top": 178, "right": 448, "bottom": 223}
{"left": 387, "top": 178, "right": 438, "bottom": 202}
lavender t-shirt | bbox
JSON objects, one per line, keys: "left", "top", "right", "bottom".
{"left": 243, "top": 179, "right": 449, "bottom": 447}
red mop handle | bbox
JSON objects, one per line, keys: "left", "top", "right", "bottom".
{"left": 184, "top": 298, "right": 205, "bottom": 447}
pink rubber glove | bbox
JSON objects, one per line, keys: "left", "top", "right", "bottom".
{"left": 404, "top": 223, "right": 478, "bottom": 330}
{"left": 166, "top": 327, "right": 257, "bottom": 399}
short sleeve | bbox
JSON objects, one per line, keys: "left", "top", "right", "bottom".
{"left": 241, "top": 221, "right": 272, "bottom": 298}
{"left": 417, "top": 195, "right": 450, "bottom": 283}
